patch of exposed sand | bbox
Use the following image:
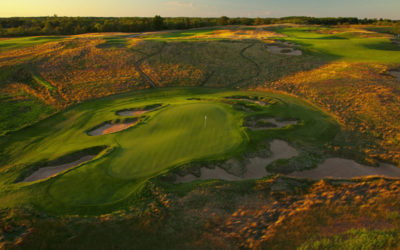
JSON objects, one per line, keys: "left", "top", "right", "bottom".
{"left": 117, "top": 110, "right": 147, "bottom": 116}
{"left": 249, "top": 118, "right": 297, "bottom": 130}
{"left": 244, "top": 140, "right": 298, "bottom": 179}
{"left": 237, "top": 98, "right": 266, "bottom": 106}
{"left": 88, "top": 121, "right": 137, "bottom": 136}
{"left": 390, "top": 71, "right": 400, "bottom": 80}
{"left": 116, "top": 105, "right": 161, "bottom": 116}
{"left": 22, "top": 155, "right": 95, "bottom": 182}
{"left": 175, "top": 140, "right": 298, "bottom": 183}
{"left": 266, "top": 45, "right": 302, "bottom": 56}
{"left": 288, "top": 158, "right": 400, "bottom": 180}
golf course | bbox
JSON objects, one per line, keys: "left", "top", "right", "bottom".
{"left": 1, "top": 15, "right": 400, "bottom": 249}
{"left": 1, "top": 88, "right": 341, "bottom": 214}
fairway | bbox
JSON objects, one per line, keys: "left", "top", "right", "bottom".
{"left": 277, "top": 27, "right": 400, "bottom": 63}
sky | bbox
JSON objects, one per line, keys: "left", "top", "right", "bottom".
{"left": 1, "top": 0, "right": 399, "bottom": 19}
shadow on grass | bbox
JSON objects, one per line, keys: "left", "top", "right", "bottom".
{"left": 363, "top": 41, "right": 400, "bottom": 51}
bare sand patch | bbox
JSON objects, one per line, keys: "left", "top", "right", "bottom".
{"left": 244, "top": 140, "right": 299, "bottom": 179}
{"left": 175, "top": 140, "right": 298, "bottom": 183}
{"left": 88, "top": 121, "right": 137, "bottom": 136}
{"left": 117, "top": 110, "right": 147, "bottom": 116}
{"left": 248, "top": 118, "right": 297, "bottom": 130}
{"left": 389, "top": 71, "right": 400, "bottom": 80}
{"left": 116, "top": 104, "right": 162, "bottom": 116}
{"left": 288, "top": 158, "right": 400, "bottom": 180}
{"left": 266, "top": 45, "right": 302, "bottom": 56}
{"left": 238, "top": 99, "right": 266, "bottom": 106}
{"left": 22, "top": 155, "right": 95, "bottom": 182}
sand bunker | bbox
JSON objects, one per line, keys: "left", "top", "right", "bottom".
{"left": 88, "top": 121, "right": 137, "bottom": 136}
{"left": 226, "top": 96, "right": 267, "bottom": 106}
{"left": 117, "top": 110, "right": 148, "bottom": 116}
{"left": 116, "top": 104, "right": 162, "bottom": 116}
{"left": 248, "top": 118, "right": 297, "bottom": 130}
{"left": 288, "top": 158, "right": 400, "bottom": 180}
{"left": 239, "top": 99, "right": 266, "bottom": 106}
{"left": 266, "top": 44, "right": 302, "bottom": 56}
{"left": 390, "top": 71, "right": 400, "bottom": 80}
{"left": 175, "top": 140, "right": 298, "bottom": 183}
{"left": 22, "top": 155, "right": 95, "bottom": 182}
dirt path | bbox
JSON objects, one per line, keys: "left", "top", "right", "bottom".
{"left": 175, "top": 140, "right": 298, "bottom": 183}
{"left": 22, "top": 155, "right": 95, "bottom": 182}
{"left": 134, "top": 43, "right": 166, "bottom": 88}
{"left": 231, "top": 43, "right": 261, "bottom": 87}
{"left": 288, "top": 158, "right": 400, "bottom": 180}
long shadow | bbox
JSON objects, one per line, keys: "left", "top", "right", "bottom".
{"left": 363, "top": 41, "right": 400, "bottom": 51}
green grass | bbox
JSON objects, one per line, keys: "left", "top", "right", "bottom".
{"left": 0, "top": 88, "right": 339, "bottom": 214}
{"left": 0, "top": 97, "right": 56, "bottom": 136}
{"left": 97, "top": 36, "right": 129, "bottom": 48}
{"left": 0, "top": 36, "right": 64, "bottom": 52}
{"left": 32, "top": 75, "right": 55, "bottom": 90}
{"left": 276, "top": 27, "right": 400, "bottom": 63}
{"left": 143, "top": 29, "right": 219, "bottom": 42}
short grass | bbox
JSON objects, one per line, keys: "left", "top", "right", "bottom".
{"left": 0, "top": 88, "right": 339, "bottom": 214}
{"left": 276, "top": 27, "right": 400, "bottom": 63}
{"left": 32, "top": 75, "right": 55, "bottom": 90}
{"left": 0, "top": 36, "right": 64, "bottom": 52}
{"left": 97, "top": 36, "right": 129, "bottom": 48}
{"left": 143, "top": 29, "right": 217, "bottom": 41}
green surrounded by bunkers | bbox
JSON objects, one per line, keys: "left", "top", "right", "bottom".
{"left": 0, "top": 88, "right": 339, "bottom": 214}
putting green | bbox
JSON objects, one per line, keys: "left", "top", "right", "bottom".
{"left": 47, "top": 102, "right": 243, "bottom": 206}
{"left": 109, "top": 103, "right": 242, "bottom": 178}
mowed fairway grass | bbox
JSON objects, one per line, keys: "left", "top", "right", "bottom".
{"left": 0, "top": 88, "right": 339, "bottom": 214}
{"left": 0, "top": 36, "right": 64, "bottom": 52}
{"left": 277, "top": 27, "right": 400, "bottom": 63}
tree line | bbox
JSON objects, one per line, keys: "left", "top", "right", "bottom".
{"left": 0, "top": 15, "right": 398, "bottom": 37}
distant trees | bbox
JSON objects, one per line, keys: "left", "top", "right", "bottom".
{"left": 0, "top": 16, "right": 398, "bottom": 37}
{"left": 153, "top": 15, "right": 164, "bottom": 30}
{"left": 393, "top": 23, "right": 400, "bottom": 37}
{"left": 218, "top": 16, "right": 229, "bottom": 26}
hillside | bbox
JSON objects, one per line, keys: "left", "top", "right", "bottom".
{"left": 1, "top": 25, "right": 399, "bottom": 166}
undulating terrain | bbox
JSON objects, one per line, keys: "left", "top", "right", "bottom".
{"left": 1, "top": 24, "right": 400, "bottom": 249}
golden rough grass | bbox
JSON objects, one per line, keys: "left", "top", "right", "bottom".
{"left": 258, "top": 62, "right": 400, "bottom": 165}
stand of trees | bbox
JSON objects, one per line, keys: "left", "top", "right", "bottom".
{"left": 0, "top": 15, "right": 398, "bottom": 37}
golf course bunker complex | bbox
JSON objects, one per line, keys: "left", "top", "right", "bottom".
{"left": 88, "top": 119, "right": 139, "bottom": 136}
{"left": 116, "top": 104, "right": 162, "bottom": 116}
{"left": 3, "top": 88, "right": 341, "bottom": 209}
{"left": 289, "top": 158, "right": 400, "bottom": 180}
{"left": 175, "top": 140, "right": 299, "bottom": 183}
